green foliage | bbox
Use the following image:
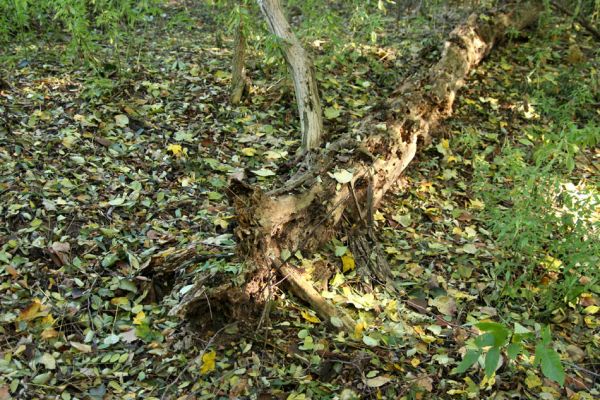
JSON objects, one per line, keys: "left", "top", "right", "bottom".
{"left": 458, "top": 36, "right": 600, "bottom": 313}
{"left": 454, "top": 322, "right": 565, "bottom": 385}
{"left": 0, "top": 0, "right": 162, "bottom": 64}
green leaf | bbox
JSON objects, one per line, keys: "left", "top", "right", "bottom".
{"left": 324, "top": 107, "right": 341, "bottom": 119}
{"left": 475, "top": 322, "right": 509, "bottom": 346}
{"left": 514, "top": 322, "right": 531, "bottom": 335}
{"left": 484, "top": 347, "right": 500, "bottom": 377}
{"left": 102, "top": 253, "right": 120, "bottom": 268}
{"left": 114, "top": 114, "right": 129, "bottom": 127}
{"left": 535, "top": 344, "right": 565, "bottom": 386}
{"left": 362, "top": 335, "right": 379, "bottom": 347}
{"left": 334, "top": 246, "right": 347, "bottom": 257}
{"left": 330, "top": 316, "right": 344, "bottom": 328}
{"left": 507, "top": 343, "right": 522, "bottom": 360}
{"left": 108, "top": 197, "right": 125, "bottom": 206}
{"left": 453, "top": 348, "right": 481, "bottom": 374}
{"left": 474, "top": 332, "right": 496, "bottom": 348}
{"left": 540, "top": 325, "right": 552, "bottom": 345}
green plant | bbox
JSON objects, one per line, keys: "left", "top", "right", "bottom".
{"left": 0, "top": 0, "right": 163, "bottom": 67}
{"left": 454, "top": 322, "right": 565, "bottom": 385}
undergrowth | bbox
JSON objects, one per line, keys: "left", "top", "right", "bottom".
{"left": 453, "top": 24, "right": 600, "bottom": 317}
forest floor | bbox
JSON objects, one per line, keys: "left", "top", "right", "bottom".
{"left": 1, "top": 2, "right": 599, "bottom": 399}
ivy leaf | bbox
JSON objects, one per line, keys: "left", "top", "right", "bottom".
{"left": 453, "top": 348, "right": 481, "bottom": 374}
{"left": 535, "top": 344, "right": 565, "bottom": 386}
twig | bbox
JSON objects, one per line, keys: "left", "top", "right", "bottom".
{"left": 564, "top": 362, "right": 600, "bottom": 378}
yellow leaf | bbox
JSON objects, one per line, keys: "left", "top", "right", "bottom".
{"left": 167, "top": 144, "right": 185, "bottom": 158}
{"left": 41, "top": 314, "right": 55, "bottom": 326}
{"left": 111, "top": 297, "right": 130, "bottom": 307}
{"left": 583, "top": 305, "right": 599, "bottom": 315}
{"left": 301, "top": 310, "right": 321, "bottom": 324}
{"left": 133, "top": 311, "right": 146, "bottom": 325}
{"left": 584, "top": 315, "right": 598, "bottom": 328}
{"left": 240, "top": 147, "right": 257, "bottom": 157}
{"left": 18, "top": 299, "right": 49, "bottom": 321}
{"left": 525, "top": 373, "right": 542, "bottom": 389}
{"left": 341, "top": 254, "right": 355, "bottom": 273}
{"left": 469, "top": 199, "right": 485, "bottom": 210}
{"left": 41, "top": 327, "right": 59, "bottom": 340}
{"left": 410, "top": 357, "right": 421, "bottom": 367}
{"left": 354, "top": 321, "right": 365, "bottom": 339}
{"left": 200, "top": 350, "right": 216, "bottom": 374}
{"left": 413, "top": 325, "right": 425, "bottom": 335}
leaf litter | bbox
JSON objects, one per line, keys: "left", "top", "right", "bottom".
{"left": 0, "top": 2, "right": 598, "bottom": 399}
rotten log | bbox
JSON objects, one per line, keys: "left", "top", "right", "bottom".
{"left": 156, "top": 1, "right": 543, "bottom": 330}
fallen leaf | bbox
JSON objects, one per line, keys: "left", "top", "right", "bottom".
{"left": 252, "top": 168, "right": 275, "bottom": 177}
{"left": 114, "top": 114, "right": 129, "bottom": 127}
{"left": 366, "top": 375, "right": 392, "bottom": 388}
{"left": 70, "top": 342, "right": 92, "bottom": 353}
{"left": 429, "top": 295, "right": 457, "bottom": 316}
{"left": 133, "top": 311, "right": 146, "bottom": 325}
{"left": 330, "top": 169, "right": 353, "bottom": 184}
{"left": 167, "top": 144, "right": 185, "bottom": 158}
{"left": 18, "top": 299, "right": 49, "bottom": 321}
{"left": 200, "top": 350, "right": 216, "bottom": 374}
{"left": 341, "top": 254, "right": 355, "bottom": 273}
{"left": 301, "top": 310, "right": 321, "bottom": 324}
{"left": 240, "top": 147, "right": 257, "bottom": 156}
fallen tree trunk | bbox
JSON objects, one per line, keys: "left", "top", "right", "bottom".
{"left": 156, "top": 1, "right": 542, "bottom": 329}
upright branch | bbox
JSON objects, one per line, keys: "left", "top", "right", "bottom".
{"left": 230, "top": 8, "right": 248, "bottom": 105}
{"left": 257, "top": 0, "right": 323, "bottom": 150}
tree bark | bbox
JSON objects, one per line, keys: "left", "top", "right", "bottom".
{"left": 230, "top": 14, "right": 248, "bottom": 105}
{"left": 155, "top": 1, "right": 543, "bottom": 330}
{"left": 257, "top": 0, "right": 323, "bottom": 150}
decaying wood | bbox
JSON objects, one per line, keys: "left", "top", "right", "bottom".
{"left": 156, "top": 1, "right": 543, "bottom": 330}
{"left": 229, "top": 1, "right": 543, "bottom": 327}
